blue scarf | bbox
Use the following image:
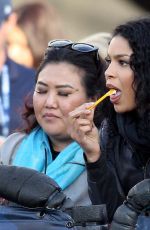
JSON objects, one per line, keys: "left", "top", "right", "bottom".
{"left": 12, "top": 126, "right": 85, "bottom": 190}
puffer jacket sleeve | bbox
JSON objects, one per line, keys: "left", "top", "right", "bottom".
{"left": 110, "top": 179, "right": 150, "bottom": 230}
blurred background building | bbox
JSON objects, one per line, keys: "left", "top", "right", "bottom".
{"left": 13, "top": 0, "right": 149, "bottom": 41}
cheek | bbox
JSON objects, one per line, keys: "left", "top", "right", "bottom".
{"left": 59, "top": 103, "right": 74, "bottom": 116}
{"left": 122, "top": 75, "right": 136, "bottom": 105}
{"left": 121, "top": 71, "right": 134, "bottom": 90}
{"left": 33, "top": 95, "right": 41, "bottom": 115}
{"left": 59, "top": 97, "right": 87, "bottom": 116}
{"left": 126, "top": 87, "right": 135, "bottom": 106}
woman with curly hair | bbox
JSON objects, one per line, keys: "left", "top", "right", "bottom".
{"left": 66, "top": 17, "right": 150, "bottom": 222}
{"left": 87, "top": 17, "right": 150, "bottom": 222}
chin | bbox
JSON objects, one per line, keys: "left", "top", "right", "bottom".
{"left": 114, "top": 106, "right": 135, "bottom": 114}
{"left": 114, "top": 105, "right": 128, "bottom": 113}
{"left": 44, "top": 129, "right": 67, "bottom": 139}
{"left": 45, "top": 130, "right": 61, "bottom": 137}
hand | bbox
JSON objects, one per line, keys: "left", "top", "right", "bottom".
{"left": 67, "top": 103, "right": 101, "bottom": 162}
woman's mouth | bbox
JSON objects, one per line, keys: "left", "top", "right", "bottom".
{"left": 43, "top": 113, "right": 60, "bottom": 121}
{"left": 110, "top": 89, "right": 121, "bottom": 103}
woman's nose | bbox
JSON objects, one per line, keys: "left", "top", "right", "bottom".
{"left": 105, "top": 63, "right": 116, "bottom": 81}
{"left": 45, "top": 93, "right": 57, "bottom": 108}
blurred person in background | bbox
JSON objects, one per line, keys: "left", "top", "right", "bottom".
{"left": 0, "top": 0, "right": 35, "bottom": 140}
{"left": 79, "top": 32, "right": 111, "bottom": 60}
{"left": 7, "top": 0, "right": 65, "bottom": 69}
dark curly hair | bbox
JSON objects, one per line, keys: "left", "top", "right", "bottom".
{"left": 21, "top": 44, "right": 106, "bottom": 133}
{"left": 112, "top": 17, "right": 150, "bottom": 117}
{"left": 104, "top": 17, "right": 150, "bottom": 145}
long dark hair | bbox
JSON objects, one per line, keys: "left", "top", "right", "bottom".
{"left": 104, "top": 17, "right": 150, "bottom": 145}
{"left": 21, "top": 45, "right": 106, "bottom": 133}
{"left": 113, "top": 17, "right": 150, "bottom": 117}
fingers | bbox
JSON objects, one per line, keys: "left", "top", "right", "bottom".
{"left": 66, "top": 103, "right": 96, "bottom": 143}
{"left": 69, "top": 102, "right": 95, "bottom": 119}
{"left": 71, "top": 118, "right": 93, "bottom": 134}
{"left": 68, "top": 103, "right": 95, "bottom": 127}
{"left": 64, "top": 102, "right": 100, "bottom": 158}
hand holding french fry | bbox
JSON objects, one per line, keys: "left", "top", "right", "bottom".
{"left": 67, "top": 103, "right": 101, "bottom": 162}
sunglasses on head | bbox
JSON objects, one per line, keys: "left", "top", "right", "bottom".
{"left": 48, "top": 39, "right": 100, "bottom": 66}
{"left": 48, "top": 39, "right": 98, "bottom": 52}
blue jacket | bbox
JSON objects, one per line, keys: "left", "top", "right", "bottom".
{"left": 0, "top": 58, "right": 36, "bottom": 135}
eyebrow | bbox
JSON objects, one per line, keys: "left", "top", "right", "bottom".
{"left": 36, "top": 81, "right": 77, "bottom": 90}
{"left": 108, "top": 54, "right": 131, "bottom": 58}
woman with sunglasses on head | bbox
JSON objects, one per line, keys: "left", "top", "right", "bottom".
{"left": 0, "top": 39, "right": 106, "bottom": 206}
{"left": 66, "top": 17, "right": 150, "bottom": 222}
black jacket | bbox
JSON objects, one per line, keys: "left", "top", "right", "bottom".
{"left": 86, "top": 117, "right": 150, "bottom": 222}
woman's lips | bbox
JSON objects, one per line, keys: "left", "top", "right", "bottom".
{"left": 110, "top": 90, "right": 121, "bottom": 103}
{"left": 43, "top": 113, "right": 60, "bottom": 120}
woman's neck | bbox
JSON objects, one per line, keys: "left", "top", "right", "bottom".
{"left": 49, "top": 137, "right": 73, "bottom": 152}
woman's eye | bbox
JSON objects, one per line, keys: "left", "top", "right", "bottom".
{"left": 105, "top": 57, "right": 111, "bottom": 65}
{"left": 105, "top": 57, "right": 111, "bottom": 63}
{"left": 58, "top": 92, "right": 71, "bottom": 97}
{"left": 35, "top": 89, "right": 47, "bottom": 94}
{"left": 119, "top": 60, "right": 130, "bottom": 66}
